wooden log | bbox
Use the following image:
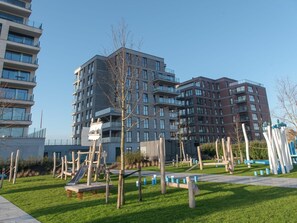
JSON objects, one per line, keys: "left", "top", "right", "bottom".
{"left": 106, "top": 169, "right": 110, "bottom": 204}
{"left": 12, "top": 150, "right": 19, "bottom": 184}
{"left": 160, "top": 136, "right": 166, "bottom": 195}
{"left": 242, "top": 123, "right": 250, "bottom": 168}
{"left": 61, "top": 157, "right": 64, "bottom": 179}
{"left": 94, "top": 144, "right": 102, "bottom": 181}
{"left": 176, "top": 154, "right": 179, "bottom": 167}
{"left": 222, "top": 138, "right": 228, "bottom": 171}
{"left": 197, "top": 146, "right": 203, "bottom": 170}
{"left": 64, "top": 155, "right": 68, "bottom": 180}
{"left": 187, "top": 176, "right": 196, "bottom": 208}
{"left": 9, "top": 152, "right": 14, "bottom": 182}
{"left": 203, "top": 162, "right": 228, "bottom": 166}
{"left": 167, "top": 182, "right": 189, "bottom": 189}
{"left": 0, "top": 168, "right": 5, "bottom": 189}
{"left": 72, "top": 151, "right": 75, "bottom": 177}
{"left": 77, "top": 150, "right": 81, "bottom": 171}
{"left": 87, "top": 140, "right": 96, "bottom": 186}
{"left": 215, "top": 139, "right": 219, "bottom": 162}
{"left": 138, "top": 164, "right": 142, "bottom": 201}
{"left": 181, "top": 141, "right": 186, "bottom": 161}
{"left": 53, "top": 152, "right": 56, "bottom": 178}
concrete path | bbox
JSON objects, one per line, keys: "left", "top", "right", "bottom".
{"left": 0, "top": 196, "right": 40, "bottom": 223}
{"left": 113, "top": 170, "right": 297, "bottom": 188}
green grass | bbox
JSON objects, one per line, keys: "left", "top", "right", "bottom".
{"left": 144, "top": 162, "right": 297, "bottom": 178}
{"left": 1, "top": 174, "right": 297, "bottom": 223}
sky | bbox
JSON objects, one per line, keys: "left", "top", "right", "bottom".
{"left": 28, "top": 0, "right": 297, "bottom": 142}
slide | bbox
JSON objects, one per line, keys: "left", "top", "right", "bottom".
{"left": 66, "top": 165, "right": 88, "bottom": 186}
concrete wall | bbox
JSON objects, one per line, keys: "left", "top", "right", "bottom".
{"left": 0, "top": 137, "right": 45, "bottom": 162}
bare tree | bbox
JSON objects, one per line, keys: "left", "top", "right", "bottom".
{"left": 101, "top": 20, "right": 142, "bottom": 208}
{"left": 274, "top": 77, "right": 297, "bottom": 131}
{"left": 228, "top": 114, "right": 244, "bottom": 163}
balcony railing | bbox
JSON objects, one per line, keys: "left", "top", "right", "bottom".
{"left": 153, "top": 73, "right": 179, "bottom": 83}
{"left": 0, "top": 0, "right": 31, "bottom": 9}
{"left": 5, "top": 53, "right": 38, "bottom": 65}
{"left": 156, "top": 98, "right": 184, "bottom": 106}
{"left": 235, "top": 98, "right": 247, "bottom": 103}
{"left": 8, "top": 35, "right": 40, "bottom": 47}
{"left": 0, "top": 113, "right": 31, "bottom": 121}
{"left": 102, "top": 122, "right": 121, "bottom": 129}
{"left": 154, "top": 86, "right": 179, "bottom": 94}
{"left": 0, "top": 93, "right": 34, "bottom": 101}
{"left": 101, "top": 137, "right": 121, "bottom": 143}
{"left": 1, "top": 71, "right": 36, "bottom": 83}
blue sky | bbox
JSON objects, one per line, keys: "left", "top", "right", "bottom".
{"left": 28, "top": 0, "right": 297, "bottom": 142}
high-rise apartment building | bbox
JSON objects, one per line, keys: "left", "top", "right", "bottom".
{"left": 177, "top": 77, "right": 271, "bottom": 143}
{"left": 72, "top": 48, "right": 180, "bottom": 155}
{"left": 0, "top": 0, "right": 42, "bottom": 137}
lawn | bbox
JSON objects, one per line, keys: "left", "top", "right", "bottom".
{"left": 1, "top": 174, "right": 297, "bottom": 223}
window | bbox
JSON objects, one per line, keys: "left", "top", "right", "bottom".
{"left": 143, "top": 93, "right": 148, "bottom": 103}
{"left": 154, "top": 119, "right": 157, "bottom": 129}
{"left": 126, "top": 131, "right": 132, "bottom": 142}
{"left": 253, "top": 123, "right": 259, "bottom": 131}
{"left": 136, "top": 105, "right": 140, "bottom": 114}
{"left": 143, "top": 105, "right": 148, "bottom": 115}
{"left": 8, "top": 32, "right": 34, "bottom": 46}
{"left": 195, "top": 89, "right": 202, "bottom": 96}
{"left": 137, "top": 118, "right": 140, "bottom": 128}
{"left": 5, "top": 51, "right": 33, "bottom": 64}
{"left": 127, "top": 66, "right": 131, "bottom": 76}
{"left": 143, "top": 82, "right": 148, "bottom": 91}
{"left": 2, "top": 68, "right": 30, "bottom": 82}
{"left": 160, "top": 120, "right": 165, "bottom": 129}
{"left": 156, "top": 61, "right": 160, "bottom": 71}
{"left": 252, "top": 114, "right": 258, "bottom": 121}
{"left": 248, "top": 86, "right": 253, "bottom": 93}
{"left": 136, "top": 80, "right": 139, "bottom": 90}
{"left": 144, "top": 119, "right": 149, "bottom": 128}
{"left": 142, "top": 57, "right": 147, "bottom": 67}
{"left": 127, "top": 117, "right": 132, "bottom": 128}
{"left": 160, "top": 108, "right": 164, "bottom": 116}
{"left": 137, "top": 132, "right": 140, "bottom": 142}
{"left": 249, "top": 95, "right": 255, "bottom": 102}
{"left": 251, "top": 104, "right": 256, "bottom": 111}
{"left": 144, "top": 132, "right": 149, "bottom": 141}
{"left": 142, "top": 70, "right": 148, "bottom": 80}
{"left": 127, "top": 104, "right": 131, "bottom": 113}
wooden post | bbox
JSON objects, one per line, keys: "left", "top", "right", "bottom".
{"left": 227, "top": 137, "right": 234, "bottom": 174}
{"left": 53, "top": 152, "right": 56, "bottom": 178}
{"left": 9, "top": 152, "right": 14, "bottom": 182}
{"left": 138, "top": 163, "right": 142, "bottom": 202}
{"left": 242, "top": 123, "right": 250, "bottom": 168}
{"left": 215, "top": 139, "right": 219, "bottom": 162}
{"left": 61, "top": 157, "right": 64, "bottom": 179}
{"left": 222, "top": 138, "right": 228, "bottom": 171}
{"left": 94, "top": 144, "right": 103, "bottom": 181}
{"left": 190, "top": 157, "right": 193, "bottom": 167}
{"left": 87, "top": 140, "right": 96, "bottom": 186}
{"left": 186, "top": 176, "right": 196, "bottom": 208}
{"left": 197, "top": 146, "right": 203, "bottom": 170}
{"left": 0, "top": 168, "right": 5, "bottom": 189}
{"left": 105, "top": 169, "right": 110, "bottom": 204}
{"left": 160, "top": 136, "right": 166, "bottom": 195}
{"left": 64, "top": 155, "right": 68, "bottom": 180}
{"left": 181, "top": 141, "right": 186, "bottom": 161}
{"left": 77, "top": 151, "right": 81, "bottom": 171}
{"left": 12, "top": 149, "right": 19, "bottom": 184}
{"left": 176, "top": 154, "right": 179, "bottom": 167}
{"left": 71, "top": 151, "right": 75, "bottom": 177}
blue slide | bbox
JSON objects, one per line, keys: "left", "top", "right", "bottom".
{"left": 66, "top": 165, "right": 88, "bottom": 186}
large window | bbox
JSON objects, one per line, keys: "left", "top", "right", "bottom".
{"left": 126, "top": 131, "right": 132, "bottom": 142}
{"left": 0, "top": 107, "right": 27, "bottom": 121}
{"left": 144, "top": 132, "right": 149, "bottom": 141}
{"left": 0, "top": 127, "right": 24, "bottom": 137}
{"left": 160, "top": 119, "right": 165, "bottom": 129}
{"left": 5, "top": 51, "right": 33, "bottom": 64}
{"left": 8, "top": 32, "right": 34, "bottom": 46}
{"left": 0, "top": 87, "right": 29, "bottom": 100}
{"left": 2, "top": 68, "right": 31, "bottom": 82}
{"left": 143, "top": 105, "right": 148, "bottom": 115}
{"left": 143, "top": 119, "right": 149, "bottom": 128}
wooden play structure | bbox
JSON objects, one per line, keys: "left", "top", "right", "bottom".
{"left": 187, "top": 137, "right": 234, "bottom": 174}
{"left": 64, "top": 119, "right": 113, "bottom": 200}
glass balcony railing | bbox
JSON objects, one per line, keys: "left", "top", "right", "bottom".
{"left": 153, "top": 73, "right": 179, "bottom": 83}
{"left": 154, "top": 86, "right": 179, "bottom": 94}
{"left": 0, "top": 93, "right": 34, "bottom": 101}
{"left": 8, "top": 34, "right": 40, "bottom": 47}
{"left": 0, "top": 0, "right": 31, "bottom": 10}
{"left": 0, "top": 113, "right": 31, "bottom": 121}
{"left": 2, "top": 70, "right": 36, "bottom": 83}
{"left": 5, "top": 52, "right": 38, "bottom": 65}
{"left": 156, "top": 98, "right": 184, "bottom": 106}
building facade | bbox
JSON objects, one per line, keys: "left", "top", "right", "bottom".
{"left": 177, "top": 77, "right": 271, "bottom": 143}
{"left": 0, "top": 0, "right": 42, "bottom": 137}
{"left": 72, "top": 48, "right": 180, "bottom": 161}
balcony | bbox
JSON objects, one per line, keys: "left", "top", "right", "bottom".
{"left": 1, "top": 70, "right": 36, "bottom": 88}
{"left": 153, "top": 73, "right": 179, "bottom": 85}
{"left": 0, "top": 113, "right": 32, "bottom": 125}
{"left": 6, "top": 37, "right": 40, "bottom": 54}
{"left": 0, "top": 0, "right": 31, "bottom": 17}
{"left": 4, "top": 52, "right": 38, "bottom": 71}
{"left": 153, "top": 86, "right": 179, "bottom": 96}
{"left": 95, "top": 107, "right": 121, "bottom": 118}
{"left": 240, "top": 116, "right": 249, "bottom": 122}
{"left": 155, "top": 98, "right": 184, "bottom": 107}
{"left": 235, "top": 98, "right": 247, "bottom": 104}
{"left": 237, "top": 107, "right": 248, "bottom": 113}
{"left": 0, "top": 93, "right": 34, "bottom": 105}
{"left": 101, "top": 137, "right": 121, "bottom": 143}
{"left": 233, "top": 88, "right": 245, "bottom": 94}
{"left": 102, "top": 121, "right": 121, "bottom": 129}
{"left": 170, "top": 125, "right": 178, "bottom": 130}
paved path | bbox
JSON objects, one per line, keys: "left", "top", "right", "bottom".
{"left": 113, "top": 170, "right": 297, "bottom": 188}
{"left": 0, "top": 196, "right": 40, "bottom": 223}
